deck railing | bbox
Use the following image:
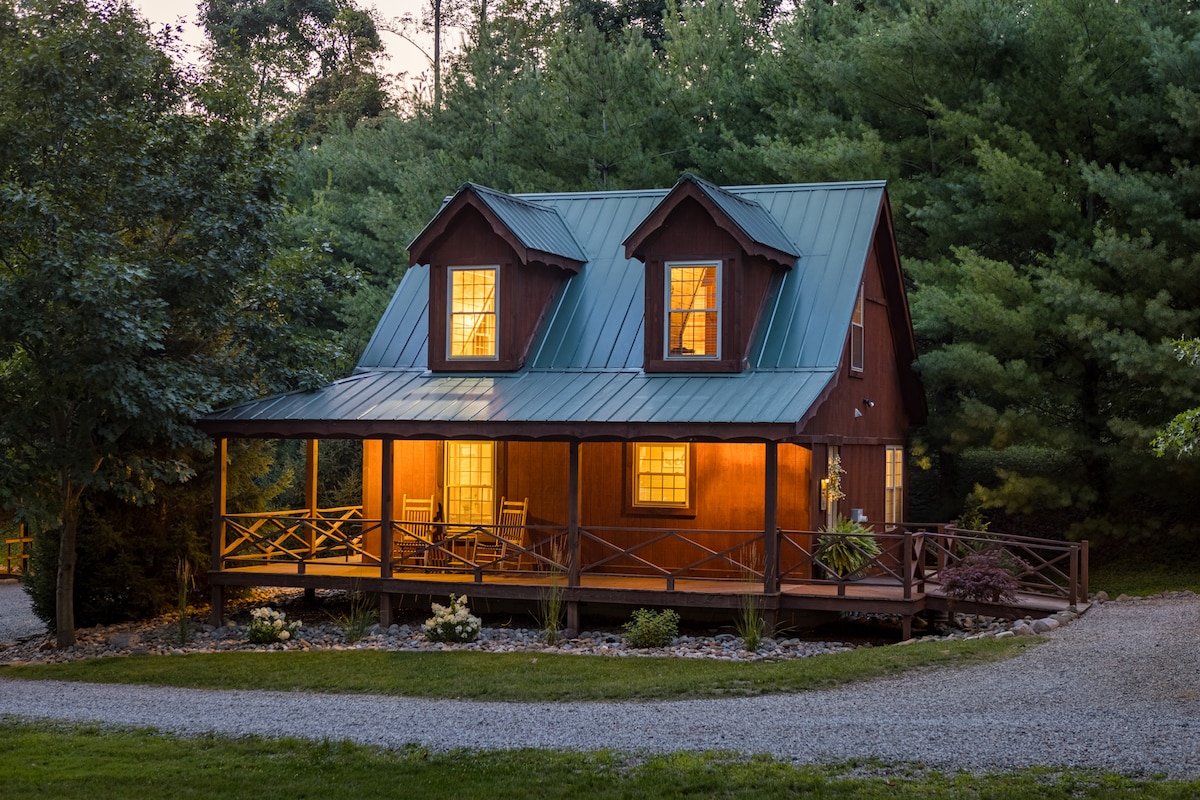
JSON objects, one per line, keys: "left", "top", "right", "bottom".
{"left": 915, "top": 523, "right": 1089, "bottom": 605}
{"left": 216, "top": 512, "right": 1088, "bottom": 608}
{"left": 578, "top": 527, "right": 765, "bottom": 590}
{"left": 221, "top": 506, "right": 371, "bottom": 571}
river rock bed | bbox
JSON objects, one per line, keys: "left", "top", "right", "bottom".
{"left": 0, "top": 585, "right": 1113, "bottom": 666}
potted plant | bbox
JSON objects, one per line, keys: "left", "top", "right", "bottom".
{"left": 816, "top": 516, "right": 881, "bottom": 579}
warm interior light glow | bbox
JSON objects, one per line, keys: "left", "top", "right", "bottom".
{"left": 634, "top": 443, "right": 689, "bottom": 507}
{"left": 445, "top": 441, "right": 494, "bottom": 525}
{"left": 449, "top": 268, "right": 497, "bottom": 358}
{"left": 667, "top": 264, "right": 718, "bottom": 357}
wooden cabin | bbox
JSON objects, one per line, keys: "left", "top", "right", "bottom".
{"left": 198, "top": 177, "right": 1089, "bottom": 634}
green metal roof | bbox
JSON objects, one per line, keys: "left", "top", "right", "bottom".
{"left": 409, "top": 182, "right": 587, "bottom": 265}
{"left": 201, "top": 180, "right": 899, "bottom": 441}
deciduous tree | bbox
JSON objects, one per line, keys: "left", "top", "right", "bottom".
{"left": 0, "top": 0, "right": 342, "bottom": 645}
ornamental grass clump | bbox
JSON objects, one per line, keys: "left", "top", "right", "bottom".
{"left": 423, "top": 594, "right": 481, "bottom": 643}
{"left": 940, "top": 551, "right": 1027, "bottom": 603}
{"left": 247, "top": 607, "right": 302, "bottom": 644}
{"left": 622, "top": 608, "right": 680, "bottom": 649}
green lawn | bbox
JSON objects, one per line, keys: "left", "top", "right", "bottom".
{"left": 1, "top": 719, "right": 1195, "bottom": 799}
{"left": 1089, "top": 561, "right": 1200, "bottom": 597}
{"left": 3, "top": 636, "right": 1032, "bottom": 702}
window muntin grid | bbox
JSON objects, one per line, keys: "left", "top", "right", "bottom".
{"left": 850, "top": 283, "right": 864, "bottom": 373}
{"left": 449, "top": 267, "right": 498, "bottom": 359}
{"left": 885, "top": 445, "right": 904, "bottom": 524}
{"left": 666, "top": 263, "right": 719, "bottom": 359}
{"left": 633, "top": 443, "right": 690, "bottom": 508}
{"left": 445, "top": 440, "right": 495, "bottom": 525}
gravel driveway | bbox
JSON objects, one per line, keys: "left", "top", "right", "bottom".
{"left": 1, "top": 583, "right": 1197, "bottom": 778}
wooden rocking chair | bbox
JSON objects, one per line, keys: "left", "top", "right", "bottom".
{"left": 394, "top": 495, "right": 436, "bottom": 567}
{"left": 474, "top": 497, "right": 529, "bottom": 569}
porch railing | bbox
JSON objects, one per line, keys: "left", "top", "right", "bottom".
{"left": 221, "top": 506, "right": 371, "bottom": 571}
{"left": 578, "top": 526, "right": 764, "bottom": 591}
{"left": 216, "top": 512, "right": 1088, "bottom": 608}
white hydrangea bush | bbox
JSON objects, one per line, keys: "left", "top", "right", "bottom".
{"left": 423, "top": 594, "right": 481, "bottom": 643}
{"left": 247, "top": 606, "right": 302, "bottom": 644}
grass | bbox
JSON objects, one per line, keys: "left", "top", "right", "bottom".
{"left": 1, "top": 719, "right": 1196, "bottom": 799}
{"left": 1089, "top": 562, "right": 1200, "bottom": 597}
{"left": 2, "top": 637, "right": 1035, "bottom": 701}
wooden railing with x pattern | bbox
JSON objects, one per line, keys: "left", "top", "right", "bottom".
{"left": 221, "top": 506, "right": 373, "bottom": 572}
{"left": 578, "top": 527, "right": 766, "bottom": 590}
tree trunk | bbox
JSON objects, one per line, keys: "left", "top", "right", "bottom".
{"left": 433, "top": 0, "right": 442, "bottom": 111}
{"left": 55, "top": 469, "right": 78, "bottom": 648}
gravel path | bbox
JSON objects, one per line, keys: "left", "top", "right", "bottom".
{"left": 1, "top": 584, "right": 1197, "bottom": 778}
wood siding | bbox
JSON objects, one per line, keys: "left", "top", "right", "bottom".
{"left": 362, "top": 439, "right": 812, "bottom": 578}
{"left": 425, "top": 207, "right": 566, "bottom": 372}
{"left": 640, "top": 199, "right": 779, "bottom": 373}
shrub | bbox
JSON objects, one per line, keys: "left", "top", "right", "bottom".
{"left": 247, "top": 607, "right": 302, "bottom": 644}
{"left": 939, "top": 551, "right": 1025, "bottom": 603}
{"left": 423, "top": 594, "right": 481, "bottom": 643}
{"left": 622, "top": 608, "right": 680, "bottom": 648}
{"left": 816, "top": 517, "right": 882, "bottom": 578}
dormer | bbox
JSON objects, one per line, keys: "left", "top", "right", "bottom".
{"left": 409, "top": 183, "right": 586, "bottom": 372}
{"left": 623, "top": 175, "right": 800, "bottom": 373}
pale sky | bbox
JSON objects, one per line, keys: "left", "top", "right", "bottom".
{"left": 132, "top": 0, "right": 456, "bottom": 84}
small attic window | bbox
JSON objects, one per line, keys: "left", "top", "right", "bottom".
{"left": 850, "top": 283, "right": 864, "bottom": 373}
{"left": 666, "top": 262, "right": 720, "bottom": 359}
{"left": 448, "top": 267, "right": 498, "bottom": 359}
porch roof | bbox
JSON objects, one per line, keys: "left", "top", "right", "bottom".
{"left": 197, "top": 366, "right": 836, "bottom": 441}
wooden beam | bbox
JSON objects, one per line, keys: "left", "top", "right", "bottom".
{"left": 305, "top": 439, "right": 319, "bottom": 557}
{"left": 567, "top": 439, "right": 581, "bottom": 632}
{"left": 209, "top": 438, "right": 228, "bottom": 627}
{"left": 379, "top": 438, "right": 396, "bottom": 626}
{"left": 763, "top": 441, "right": 778, "bottom": 592}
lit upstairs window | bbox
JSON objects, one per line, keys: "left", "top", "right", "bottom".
{"left": 449, "top": 267, "right": 497, "bottom": 359}
{"left": 666, "top": 262, "right": 719, "bottom": 359}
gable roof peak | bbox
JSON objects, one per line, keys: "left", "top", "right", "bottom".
{"left": 624, "top": 173, "right": 801, "bottom": 267}
{"left": 409, "top": 182, "right": 587, "bottom": 271}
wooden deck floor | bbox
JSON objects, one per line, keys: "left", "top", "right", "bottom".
{"left": 216, "top": 560, "right": 1083, "bottom": 619}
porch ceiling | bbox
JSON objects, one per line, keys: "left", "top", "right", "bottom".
{"left": 196, "top": 367, "right": 836, "bottom": 441}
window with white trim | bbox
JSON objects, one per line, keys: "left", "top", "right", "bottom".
{"left": 444, "top": 440, "right": 495, "bottom": 525}
{"left": 632, "top": 442, "right": 690, "bottom": 508}
{"left": 666, "top": 262, "right": 719, "bottom": 359}
{"left": 850, "top": 283, "right": 864, "bottom": 373}
{"left": 448, "top": 267, "right": 498, "bottom": 359}
{"left": 885, "top": 446, "right": 904, "bottom": 525}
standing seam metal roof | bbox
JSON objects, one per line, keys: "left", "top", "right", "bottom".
{"left": 201, "top": 181, "right": 889, "bottom": 438}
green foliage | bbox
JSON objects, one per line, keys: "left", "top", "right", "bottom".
{"left": 1153, "top": 339, "right": 1200, "bottom": 459}
{"left": 622, "top": 607, "right": 679, "bottom": 648}
{"left": 816, "top": 518, "right": 883, "bottom": 579}
{"left": 326, "top": 587, "right": 378, "bottom": 644}
{"left": 0, "top": 1, "right": 344, "bottom": 642}
{"left": 246, "top": 607, "right": 302, "bottom": 644}
{"left": 8, "top": 637, "right": 1034, "bottom": 701}
{"left": 422, "top": 594, "right": 482, "bottom": 643}
{"left": 10, "top": 719, "right": 1197, "bottom": 800}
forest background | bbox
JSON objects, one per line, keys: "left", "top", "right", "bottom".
{"left": 1, "top": 0, "right": 1198, "bottom": 640}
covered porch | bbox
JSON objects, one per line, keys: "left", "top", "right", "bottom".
{"left": 208, "top": 436, "right": 1089, "bottom": 636}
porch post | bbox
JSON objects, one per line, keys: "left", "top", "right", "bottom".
{"left": 209, "top": 438, "right": 227, "bottom": 627}
{"left": 566, "top": 439, "right": 580, "bottom": 633}
{"left": 305, "top": 439, "right": 319, "bottom": 556}
{"left": 379, "top": 437, "right": 395, "bottom": 627}
{"left": 763, "top": 441, "right": 779, "bottom": 634}
{"left": 304, "top": 439, "right": 319, "bottom": 599}
{"left": 763, "top": 441, "right": 779, "bottom": 591}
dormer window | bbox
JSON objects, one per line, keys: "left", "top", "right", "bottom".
{"left": 666, "top": 262, "right": 720, "bottom": 359}
{"left": 448, "top": 267, "right": 498, "bottom": 360}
